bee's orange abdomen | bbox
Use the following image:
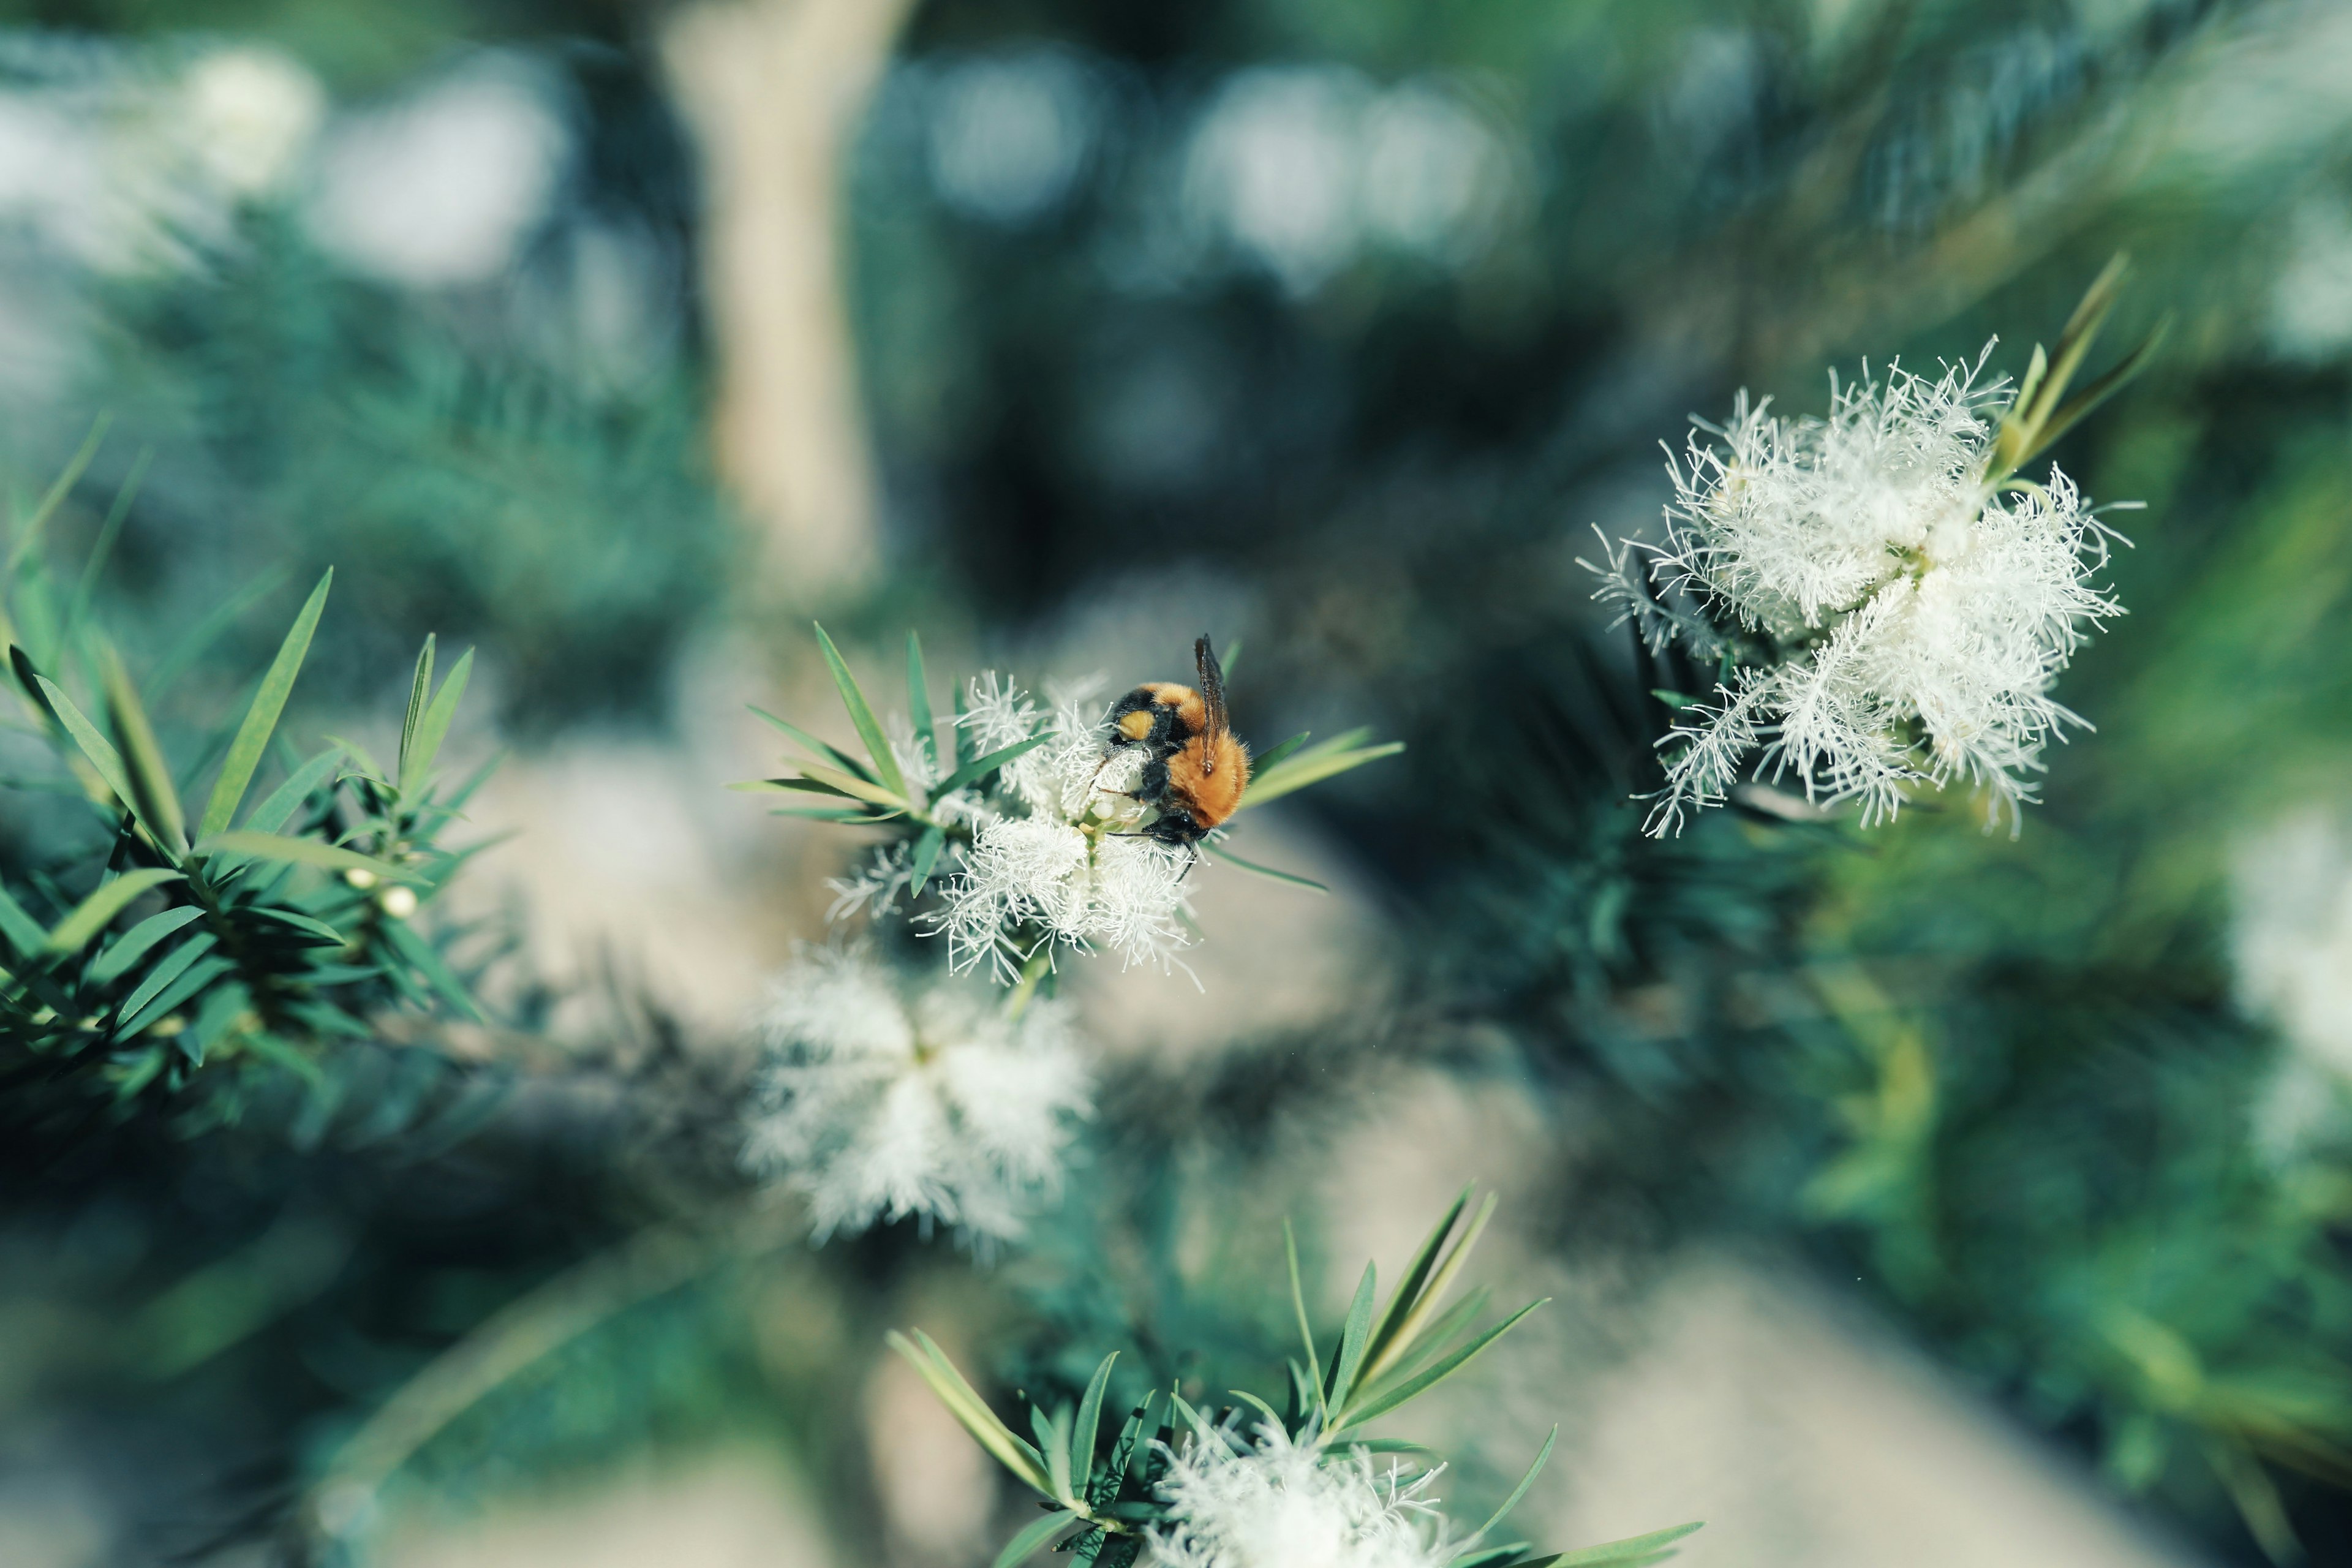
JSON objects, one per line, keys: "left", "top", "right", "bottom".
{"left": 1167, "top": 733, "right": 1251, "bottom": 831}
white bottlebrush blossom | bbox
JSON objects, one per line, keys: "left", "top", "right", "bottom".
{"left": 741, "top": 948, "right": 1092, "bottom": 1245}
{"left": 1149, "top": 1424, "right": 1452, "bottom": 1568}
{"left": 929, "top": 679, "right": 1199, "bottom": 982}
{"left": 1611, "top": 352, "right": 2125, "bottom": 835}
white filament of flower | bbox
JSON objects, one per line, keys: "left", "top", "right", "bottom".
{"left": 1604, "top": 350, "right": 2126, "bottom": 835}
{"left": 741, "top": 948, "right": 1093, "bottom": 1245}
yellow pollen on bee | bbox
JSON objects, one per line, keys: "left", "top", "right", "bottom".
{"left": 1118, "top": 710, "right": 1155, "bottom": 741}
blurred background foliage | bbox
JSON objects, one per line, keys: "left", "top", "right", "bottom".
{"left": 6, "top": 0, "right": 2352, "bottom": 1564}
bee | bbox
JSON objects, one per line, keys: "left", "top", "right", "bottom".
{"left": 1104, "top": 635, "right": 1251, "bottom": 849}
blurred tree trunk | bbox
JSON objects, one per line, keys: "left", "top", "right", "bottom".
{"left": 661, "top": 0, "right": 916, "bottom": 601}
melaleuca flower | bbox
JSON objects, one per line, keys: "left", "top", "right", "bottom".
{"left": 1611, "top": 351, "right": 2126, "bottom": 835}
{"left": 741, "top": 948, "right": 1093, "bottom": 1245}
{"left": 1149, "top": 1424, "right": 1452, "bottom": 1568}
{"left": 929, "top": 680, "right": 1197, "bottom": 981}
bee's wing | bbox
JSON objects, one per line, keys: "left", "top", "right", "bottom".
{"left": 1194, "top": 635, "right": 1230, "bottom": 774}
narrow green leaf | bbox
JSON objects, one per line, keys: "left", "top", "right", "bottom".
{"left": 47, "top": 869, "right": 183, "bottom": 952}
{"left": 885, "top": 1330, "right": 1055, "bottom": 1494}
{"left": 1368, "top": 1193, "right": 1496, "bottom": 1384}
{"left": 813, "top": 623, "right": 906, "bottom": 797}
{"left": 933, "top": 734, "right": 1050, "bottom": 797}
{"left": 1071, "top": 1352, "right": 1117, "bottom": 1491}
{"left": 1360, "top": 1288, "right": 1492, "bottom": 1400}
{"left": 247, "top": 907, "right": 345, "bottom": 944}
{"left": 401, "top": 646, "right": 472, "bottom": 797}
{"left": 768, "top": 804, "right": 891, "bottom": 822}
{"left": 730, "top": 775, "right": 853, "bottom": 797}
{"left": 399, "top": 634, "right": 434, "bottom": 781}
{"left": 199, "top": 569, "right": 331, "bottom": 842}
{"left": 0, "top": 876, "right": 52, "bottom": 956}
{"left": 1285, "top": 1221, "right": 1325, "bottom": 1425}
{"left": 1215, "top": 637, "right": 1243, "bottom": 684}
{"left": 382, "top": 918, "right": 483, "bottom": 1022}
{"left": 1036, "top": 1403, "right": 1075, "bottom": 1502}
{"left": 911, "top": 824, "right": 947, "bottom": 897}
{"left": 992, "top": 1510, "right": 1077, "bottom": 1568}
{"left": 1325, "top": 1261, "right": 1379, "bottom": 1411}
{"left": 1363, "top": 1187, "right": 1473, "bottom": 1381}
{"left": 102, "top": 651, "right": 185, "bottom": 854}
{"left": 1250, "top": 731, "right": 1311, "bottom": 774}
{"left": 113, "top": 933, "right": 219, "bottom": 1034}
{"left": 952, "top": 680, "right": 973, "bottom": 769}
{"left": 1475, "top": 1427, "right": 1558, "bottom": 1540}
{"left": 907, "top": 631, "right": 938, "bottom": 767}
{"left": 747, "top": 705, "right": 876, "bottom": 783}
{"left": 87, "top": 905, "right": 204, "bottom": 984}
{"left": 2026, "top": 317, "right": 2171, "bottom": 466}
{"left": 1550, "top": 1522, "right": 1703, "bottom": 1566}
{"left": 33, "top": 673, "right": 134, "bottom": 813}
{"left": 1336, "top": 1298, "right": 1548, "bottom": 1431}
{"left": 794, "top": 761, "right": 910, "bottom": 811}
{"left": 194, "top": 831, "right": 415, "bottom": 881}
{"left": 241, "top": 750, "right": 342, "bottom": 835}
{"left": 1245, "top": 739, "right": 1406, "bottom": 810}
{"left": 1202, "top": 840, "right": 1327, "bottom": 893}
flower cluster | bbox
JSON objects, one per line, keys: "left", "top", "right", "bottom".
{"left": 929, "top": 679, "right": 1197, "bottom": 982}
{"left": 742, "top": 947, "right": 1093, "bottom": 1245}
{"left": 1603, "top": 350, "right": 2127, "bottom": 835}
{"left": 1149, "top": 1424, "right": 1452, "bottom": 1568}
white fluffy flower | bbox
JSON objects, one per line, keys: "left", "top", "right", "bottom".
{"left": 1629, "top": 352, "right": 2124, "bottom": 835}
{"left": 931, "top": 680, "right": 1198, "bottom": 981}
{"left": 742, "top": 948, "right": 1092, "bottom": 1244}
{"left": 1149, "top": 1425, "right": 1452, "bottom": 1568}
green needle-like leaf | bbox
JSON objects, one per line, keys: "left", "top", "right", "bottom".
{"left": 907, "top": 630, "right": 938, "bottom": 768}
{"left": 1474, "top": 1427, "right": 1558, "bottom": 1540}
{"left": 240, "top": 750, "right": 342, "bottom": 835}
{"left": 199, "top": 569, "right": 331, "bottom": 842}
{"left": 399, "top": 634, "right": 434, "bottom": 781}
{"left": 194, "top": 831, "right": 415, "bottom": 881}
{"left": 911, "top": 824, "right": 946, "bottom": 897}
{"left": 1071, "top": 1352, "right": 1117, "bottom": 1491}
{"left": 111, "top": 932, "right": 217, "bottom": 1033}
{"left": 7, "top": 414, "right": 107, "bottom": 577}
{"left": 746, "top": 705, "right": 877, "bottom": 782}
{"left": 1325, "top": 1261, "right": 1379, "bottom": 1411}
{"left": 401, "top": 646, "right": 473, "bottom": 797}
{"left": 1249, "top": 731, "right": 1311, "bottom": 774}
{"left": 932, "top": 734, "right": 1050, "bottom": 797}
{"left": 793, "top": 761, "right": 910, "bottom": 811}
{"left": 885, "top": 1330, "right": 1055, "bottom": 1495}
{"left": 992, "top": 1510, "right": 1078, "bottom": 1568}
{"left": 34, "top": 673, "right": 135, "bottom": 816}
{"left": 1202, "top": 839, "right": 1327, "bottom": 892}
{"left": 86, "top": 906, "right": 204, "bottom": 984}
{"left": 1363, "top": 1187, "right": 1473, "bottom": 1381}
{"left": 102, "top": 652, "right": 186, "bottom": 854}
{"left": 0, "top": 877, "right": 55, "bottom": 956}
{"left": 1336, "top": 1298, "right": 1548, "bottom": 1431}
{"left": 383, "top": 918, "right": 483, "bottom": 1022}
{"left": 1245, "top": 735, "right": 1405, "bottom": 809}
{"left": 1550, "top": 1522, "right": 1703, "bottom": 1566}
{"left": 1286, "top": 1221, "right": 1326, "bottom": 1425}
{"left": 47, "top": 869, "right": 183, "bottom": 953}
{"left": 813, "top": 623, "right": 905, "bottom": 799}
